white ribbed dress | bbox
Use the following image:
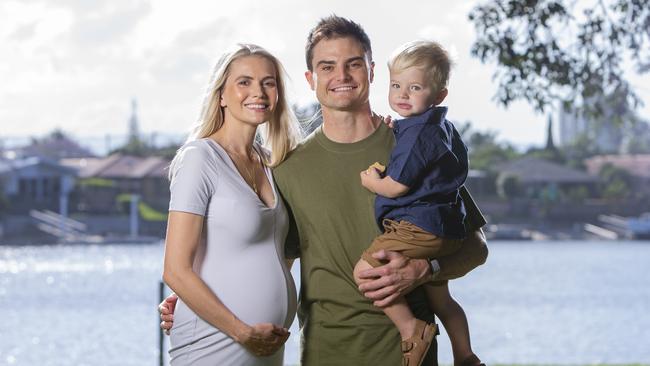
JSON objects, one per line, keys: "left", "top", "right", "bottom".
{"left": 168, "top": 138, "right": 297, "bottom": 366}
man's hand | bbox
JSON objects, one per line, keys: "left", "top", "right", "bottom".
{"left": 159, "top": 293, "right": 178, "bottom": 335}
{"left": 357, "top": 250, "right": 431, "bottom": 307}
{"left": 236, "top": 323, "right": 290, "bottom": 357}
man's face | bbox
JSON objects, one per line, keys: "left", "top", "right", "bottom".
{"left": 305, "top": 37, "right": 374, "bottom": 112}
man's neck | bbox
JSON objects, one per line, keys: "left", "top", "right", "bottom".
{"left": 320, "top": 104, "right": 381, "bottom": 143}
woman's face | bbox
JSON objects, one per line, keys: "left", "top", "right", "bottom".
{"left": 220, "top": 55, "right": 279, "bottom": 127}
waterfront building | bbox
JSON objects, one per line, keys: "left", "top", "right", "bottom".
{"left": 584, "top": 154, "right": 650, "bottom": 195}
{"left": 495, "top": 156, "right": 599, "bottom": 201}
{"left": 0, "top": 156, "right": 77, "bottom": 214}
{"left": 61, "top": 154, "right": 170, "bottom": 214}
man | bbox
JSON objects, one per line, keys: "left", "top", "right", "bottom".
{"left": 161, "top": 15, "right": 487, "bottom": 365}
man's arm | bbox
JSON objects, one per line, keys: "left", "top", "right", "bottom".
{"left": 357, "top": 236, "right": 487, "bottom": 307}
{"left": 358, "top": 186, "right": 488, "bottom": 306}
{"left": 357, "top": 250, "right": 432, "bottom": 307}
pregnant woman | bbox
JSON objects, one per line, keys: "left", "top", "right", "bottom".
{"left": 162, "top": 43, "right": 300, "bottom": 365}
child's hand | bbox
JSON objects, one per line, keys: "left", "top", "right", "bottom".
{"left": 379, "top": 114, "right": 394, "bottom": 129}
{"left": 360, "top": 167, "right": 382, "bottom": 192}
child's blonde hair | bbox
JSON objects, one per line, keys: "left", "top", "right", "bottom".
{"left": 388, "top": 40, "right": 452, "bottom": 93}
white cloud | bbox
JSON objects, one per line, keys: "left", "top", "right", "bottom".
{"left": 0, "top": 0, "right": 647, "bottom": 149}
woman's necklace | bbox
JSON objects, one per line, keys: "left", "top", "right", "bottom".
{"left": 225, "top": 147, "right": 260, "bottom": 194}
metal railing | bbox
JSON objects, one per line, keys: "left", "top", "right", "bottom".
{"left": 158, "top": 281, "right": 166, "bottom": 366}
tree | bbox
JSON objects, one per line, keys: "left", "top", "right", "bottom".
{"left": 524, "top": 115, "right": 566, "bottom": 163}
{"left": 562, "top": 133, "right": 602, "bottom": 168}
{"left": 497, "top": 173, "right": 522, "bottom": 199}
{"left": 469, "top": 0, "right": 649, "bottom": 117}
{"left": 110, "top": 137, "right": 149, "bottom": 156}
{"left": 461, "top": 123, "right": 519, "bottom": 171}
{"left": 598, "top": 163, "right": 633, "bottom": 199}
{"left": 620, "top": 118, "right": 650, "bottom": 153}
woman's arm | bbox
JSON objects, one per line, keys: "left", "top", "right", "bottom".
{"left": 163, "top": 211, "right": 289, "bottom": 356}
{"left": 163, "top": 211, "right": 249, "bottom": 339}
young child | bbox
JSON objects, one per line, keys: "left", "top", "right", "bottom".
{"left": 354, "top": 40, "right": 484, "bottom": 366}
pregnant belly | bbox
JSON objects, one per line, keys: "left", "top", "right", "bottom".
{"left": 199, "top": 247, "right": 296, "bottom": 327}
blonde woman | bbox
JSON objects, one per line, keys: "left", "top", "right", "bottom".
{"left": 162, "top": 44, "right": 301, "bottom": 366}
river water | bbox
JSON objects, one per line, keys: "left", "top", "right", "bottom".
{"left": 1, "top": 241, "right": 649, "bottom": 365}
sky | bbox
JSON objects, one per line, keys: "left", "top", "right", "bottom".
{"left": 1, "top": 0, "right": 649, "bottom": 153}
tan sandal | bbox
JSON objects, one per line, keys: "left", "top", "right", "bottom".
{"left": 400, "top": 319, "right": 437, "bottom": 366}
{"left": 457, "top": 354, "right": 485, "bottom": 366}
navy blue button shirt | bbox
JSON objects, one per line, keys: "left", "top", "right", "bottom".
{"left": 375, "top": 106, "right": 468, "bottom": 238}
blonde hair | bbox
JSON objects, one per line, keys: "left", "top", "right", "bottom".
{"left": 170, "top": 44, "right": 301, "bottom": 178}
{"left": 388, "top": 40, "right": 452, "bottom": 93}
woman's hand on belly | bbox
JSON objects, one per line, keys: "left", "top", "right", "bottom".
{"left": 235, "top": 322, "right": 290, "bottom": 357}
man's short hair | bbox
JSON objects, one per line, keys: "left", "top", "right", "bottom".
{"left": 388, "top": 40, "right": 452, "bottom": 93}
{"left": 305, "top": 15, "right": 372, "bottom": 71}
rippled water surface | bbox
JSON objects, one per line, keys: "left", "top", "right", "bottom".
{"left": 1, "top": 241, "right": 649, "bottom": 365}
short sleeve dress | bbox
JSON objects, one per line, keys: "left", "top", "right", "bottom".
{"left": 167, "top": 138, "right": 297, "bottom": 366}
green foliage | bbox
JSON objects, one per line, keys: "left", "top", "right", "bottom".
{"left": 562, "top": 133, "right": 603, "bottom": 169}
{"left": 109, "top": 136, "right": 180, "bottom": 159}
{"left": 524, "top": 146, "right": 565, "bottom": 164}
{"left": 138, "top": 201, "right": 167, "bottom": 221}
{"left": 564, "top": 185, "right": 591, "bottom": 202}
{"left": 598, "top": 163, "right": 633, "bottom": 199}
{"left": 78, "top": 178, "right": 115, "bottom": 188}
{"left": 153, "top": 144, "right": 182, "bottom": 159}
{"left": 461, "top": 123, "right": 519, "bottom": 171}
{"left": 114, "top": 194, "right": 167, "bottom": 221}
{"left": 497, "top": 173, "right": 522, "bottom": 199}
{"left": 602, "top": 178, "right": 630, "bottom": 199}
{"left": 620, "top": 119, "right": 650, "bottom": 153}
{"left": 110, "top": 137, "right": 149, "bottom": 157}
{"left": 116, "top": 193, "right": 133, "bottom": 203}
{"left": 469, "top": 0, "right": 650, "bottom": 117}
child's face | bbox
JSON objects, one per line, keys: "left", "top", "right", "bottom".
{"left": 388, "top": 67, "right": 436, "bottom": 117}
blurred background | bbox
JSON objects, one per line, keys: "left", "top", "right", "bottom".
{"left": 1, "top": 0, "right": 649, "bottom": 365}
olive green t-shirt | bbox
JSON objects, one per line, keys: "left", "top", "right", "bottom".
{"left": 273, "top": 124, "right": 437, "bottom": 365}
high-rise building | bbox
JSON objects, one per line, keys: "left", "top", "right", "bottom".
{"left": 558, "top": 103, "right": 624, "bottom": 153}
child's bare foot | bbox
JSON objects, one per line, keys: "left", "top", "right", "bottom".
{"left": 398, "top": 317, "right": 418, "bottom": 340}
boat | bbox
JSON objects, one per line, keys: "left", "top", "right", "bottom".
{"left": 484, "top": 224, "right": 533, "bottom": 240}
{"left": 596, "top": 213, "right": 650, "bottom": 240}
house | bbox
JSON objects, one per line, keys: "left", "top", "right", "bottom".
{"left": 495, "top": 156, "right": 599, "bottom": 201}
{"left": 584, "top": 154, "right": 650, "bottom": 195}
{"left": 584, "top": 154, "right": 650, "bottom": 180}
{"left": 464, "top": 169, "right": 492, "bottom": 197}
{"left": 0, "top": 156, "right": 77, "bottom": 214}
{"left": 5, "top": 130, "right": 96, "bottom": 160}
{"left": 62, "top": 154, "right": 170, "bottom": 214}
